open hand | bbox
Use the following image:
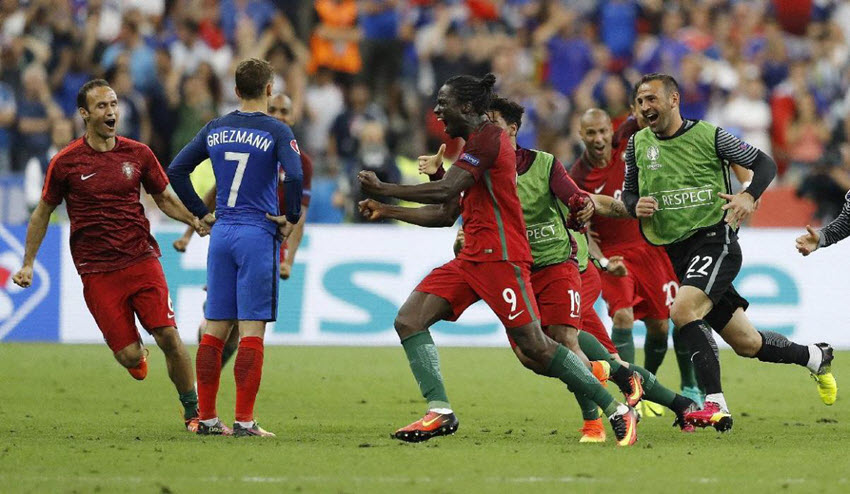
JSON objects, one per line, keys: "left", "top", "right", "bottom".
{"left": 418, "top": 143, "right": 446, "bottom": 175}
{"left": 795, "top": 225, "right": 820, "bottom": 256}
{"left": 173, "top": 235, "right": 191, "bottom": 252}
{"left": 719, "top": 192, "right": 755, "bottom": 229}
{"left": 265, "top": 213, "right": 295, "bottom": 242}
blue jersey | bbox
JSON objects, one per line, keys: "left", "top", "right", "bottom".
{"left": 167, "top": 110, "right": 303, "bottom": 232}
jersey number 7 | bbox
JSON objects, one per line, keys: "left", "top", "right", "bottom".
{"left": 225, "top": 151, "right": 250, "bottom": 207}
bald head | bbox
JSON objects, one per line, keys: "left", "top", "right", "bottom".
{"left": 580, "top": 108, "right": 612, "bottom": 129}
{"left": 579, "top": 108, "right": 613, "bottom": 167}
{"left": 268, "top": 93, "right": 294, "bottom": 125}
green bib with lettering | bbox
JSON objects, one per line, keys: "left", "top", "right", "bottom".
{"left": 516, "top": 150, "right": 573, "bottom": 268}
{"left": 570, "top": 229, "right": 589, "bottom": 272}
{"left": 633, "top": 121, "right": 730, "bottom": 245}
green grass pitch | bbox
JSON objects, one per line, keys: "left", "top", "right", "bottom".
{"left": 0, "top": 344, "right": 847, "bottom": 493}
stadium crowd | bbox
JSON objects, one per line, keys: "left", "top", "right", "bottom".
{"left": 1, "top": 0, "right": 850, "bottom": 224}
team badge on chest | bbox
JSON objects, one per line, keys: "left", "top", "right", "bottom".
{"left": 121, "top": 162, "right": 136, "bottom": 179}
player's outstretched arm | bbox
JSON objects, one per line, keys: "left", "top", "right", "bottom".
{"left": 358, "top": 198, "right": 460, "bottom": 227}
{"left": 152, "top": 188, "right": 210, "bottom": 236}
{"left": 590, "top": 194, "right": 631, "bottom": 218}
{"left": 800, "top": 193, "right": 850, "bottom": 253}
{"left": 13, "top": 200, "right": 57, "bottom": 288}
{"left": 359, "top": 164, "right": 475, "bottom": 204}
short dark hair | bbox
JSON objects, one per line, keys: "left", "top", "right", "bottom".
{"left": 444, "top": 73, "right": 497, "bottom": 114}
{"left": 235, "top": 58, "right": 273, "bottom": 100}
{"left": 489, "top": 96, "right": 525, "bottom": 130}
{"left": 636, "top": 73, "right": 680, "bottom": 96}
{"left": 77, "top": 79, "right": 111, "bottom": 111}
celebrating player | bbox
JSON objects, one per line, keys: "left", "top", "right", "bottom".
{"left": 173, "top": 92, "right": 314, "bottom": 367}
{"left": 168, "top": 58, "right": 304, "bottom": 437}
{"left": 411, "top": 95, "right": 698, "bottom": 442}
{"left": 358, "top": 73, "right": 639, "bottom": 446}
{"left": 12, "top": 79, "right": 205, "bottom": 432}
{"left": 623, "top": 73, "right": 836, "bottom": 431}
{"left": 570, "top": 107, "right": 701, "bottom": 412}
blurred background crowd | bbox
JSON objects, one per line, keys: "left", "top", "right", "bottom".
{"left": 0, "top": 0, "right": 849, "bottom": 226}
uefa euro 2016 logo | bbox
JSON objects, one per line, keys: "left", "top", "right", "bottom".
{"left": 0, "top": 225, "right": 50, "bottom": 340}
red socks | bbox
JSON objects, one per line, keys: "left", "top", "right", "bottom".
{"left": 234, "top": 336, "right": 265, "bottom": 423}
{"left": 196, "top": 334, "right": 225, "bottom": 420}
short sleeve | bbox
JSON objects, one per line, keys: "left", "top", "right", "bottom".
{"left": 41, "top": 154, "right": 65, "bottom": 205}
{"left": 452, "top": 125, "right": 501, "bottom": 182}
{"left": 140, "top": 145, "right": 169, "bottom": 194}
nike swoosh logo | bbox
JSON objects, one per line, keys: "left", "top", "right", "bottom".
{"left": 81, "top": 173, "right": 96, "bottom": 180}
{"left": 421, "top": 415, "right": 442, "bottom": 427}
{"left": 508, "top": 310, "right": 525, "bottom": 321}
{"left": 594, "top": 184, "right": 605, "bottom": 193}
{"left": 167, "top": 312, "right": 175, "bottom": 319}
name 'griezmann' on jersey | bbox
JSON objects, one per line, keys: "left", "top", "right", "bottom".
{"left": 167, "top": 110, "right": 303, "bottom": 234}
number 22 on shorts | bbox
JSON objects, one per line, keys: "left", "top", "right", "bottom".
{"left": 686, "top": 255, "right": 713, "bottom": 278}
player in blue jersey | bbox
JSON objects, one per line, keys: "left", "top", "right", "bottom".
{"left": 168, "top": 58, "right": 303, "bottom": 437}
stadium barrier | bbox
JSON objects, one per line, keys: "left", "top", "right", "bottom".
{"left": 1, "top": 223, "right": 848, "bottom": 348}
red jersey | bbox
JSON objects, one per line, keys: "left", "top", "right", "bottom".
{"left": 277, "top": 151, "right": 313, "bottom": 209}
{"left": 42, "top": 136, "right": 168, "bottom": 275}
{"left": 569, "top": 117, "right": 644, "bottom": 251}
{"left": 453, "top": 122, "right": 531, "bottom": 263}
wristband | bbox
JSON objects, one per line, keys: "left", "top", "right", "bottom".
{"left": 598, "top": 257, "right": 609, "bottom": 271}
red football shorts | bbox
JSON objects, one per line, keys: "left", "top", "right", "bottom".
{"left": 580, "top": 263, "right": 618, "bottom": 354}
{"left": 600, "top": 243, "right": 678, "bottom": 321}
{"left": 416, "top": 258, "right": 539, "bottom": 329}
{"left": 81, "top": 257, "right": 176, "bottom": 353}
{"left": 530, "top": 261, "right": 582, "bottom": 330}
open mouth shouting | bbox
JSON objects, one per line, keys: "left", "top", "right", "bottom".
{"left": 104, "top": 118, "right": 116, "bottom": 131}
{"left": 643, "top": 111, "right": 660, "bottom": 127}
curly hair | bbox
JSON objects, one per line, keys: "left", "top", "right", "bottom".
{"left": 444, "top": 73, "right": 497, "bottom": 114}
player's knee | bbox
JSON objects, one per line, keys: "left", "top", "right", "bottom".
{"left": 393, "top": 314, "right": 421, "bottom": 339}
{"left": 151, "top": 326, "right": 182, "bottom": 354}
{"left": 548, "top": 325, "right": 579, "bottom": 353}
{"left": 512, "top": 331, "right": 553, "bottom": 366}
{"left": 669, "top": 303, "right": 696, "bottom": 329}
{"left": 512, "top": 346, "right": 545, "bottom": 374}
{"left": 645, "top": 318, "right": 669, "bottom": 337}
{"left": 612, "top": 309, "right": 634, "bottom": 328}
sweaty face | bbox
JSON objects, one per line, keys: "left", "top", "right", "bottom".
{"left": 579, "top": 115, "right": 613, "bottom": 163}
{"left": 636, "top": 80, "right": 678, "bottom": 135}
{"left": 267, "top": 95, "right": 293, "bottom": 125}
{"left": 83, "top": 86, "right": 119, "bottom": 140}
{"left": 433, "top": 85, "right": 465, "bottom": 139}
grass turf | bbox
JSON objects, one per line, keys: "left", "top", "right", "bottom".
{"left": 0, "top": 344, "right": 847, "bottom": 493}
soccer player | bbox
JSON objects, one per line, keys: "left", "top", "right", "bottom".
{"left": 173, "top": 92, "right": 314, "bottom": 366}
{"left": 623, "top": 73, "right": 836, "bottom": 430}
{"left": 358, "top": 73, "right": 639, "bottom": 446}
{"left": 168, "top": 59, "right": 304, "bottom": 437}
{"left": 12, "top": 79, "right": 205, "bottom": 431}
{"left": 570, "top": 107, "right": 702, "bottom": 411}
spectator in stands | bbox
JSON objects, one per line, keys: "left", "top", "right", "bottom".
{"left": 360, "top": 0, "right": 403, "bottom": 103}
{"left": 109, "top": 66, "right": 149, "bottom": 144}
{"left": 721, "top": 72, "right": 773, "bottom": 157}
{"left": 100, "top": 16, "right": 157, "bottom": 94}
{"left": 786, "top": 92, "right": 830, "bottom": 183}
{"left": 16, "top": 64, "right": 61, "bottom": 171}
{"left": 0, "top": 77, "right": 15, "bottom": 174}
{"left": 304, "top": 65, "right": 345, "bottom": 158}
{"left": 349, "top": 120, "right": 399, "bottom": 223}
{"left": 328, "top": 81, "right": 386, "bottom": 172}
{"left": 308, "top": 0, "right": 361, "bottom": 79}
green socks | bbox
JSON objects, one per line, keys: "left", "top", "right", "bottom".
{"left": 643, "top": 332, "right": 668, "bottom": 374}
{"left": 629, "top": 364, "right": 677, "bottom": 408}
{"left": 179, "top": 389, "right": 199, "bottom": 420}
{"left": 575, "top": 394, "right": 601, "bottom": 420}
{"left": 673, "top": 326, "right": 699, "bottom": 389}
{"left": 547, "top": 344, "right": 617, "bottom": 416}
{"left": 611, "top": 327, "right": 635, "bottom": 363}
{"left": 401, "top": 331, "right": 451, "bottom": 410}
